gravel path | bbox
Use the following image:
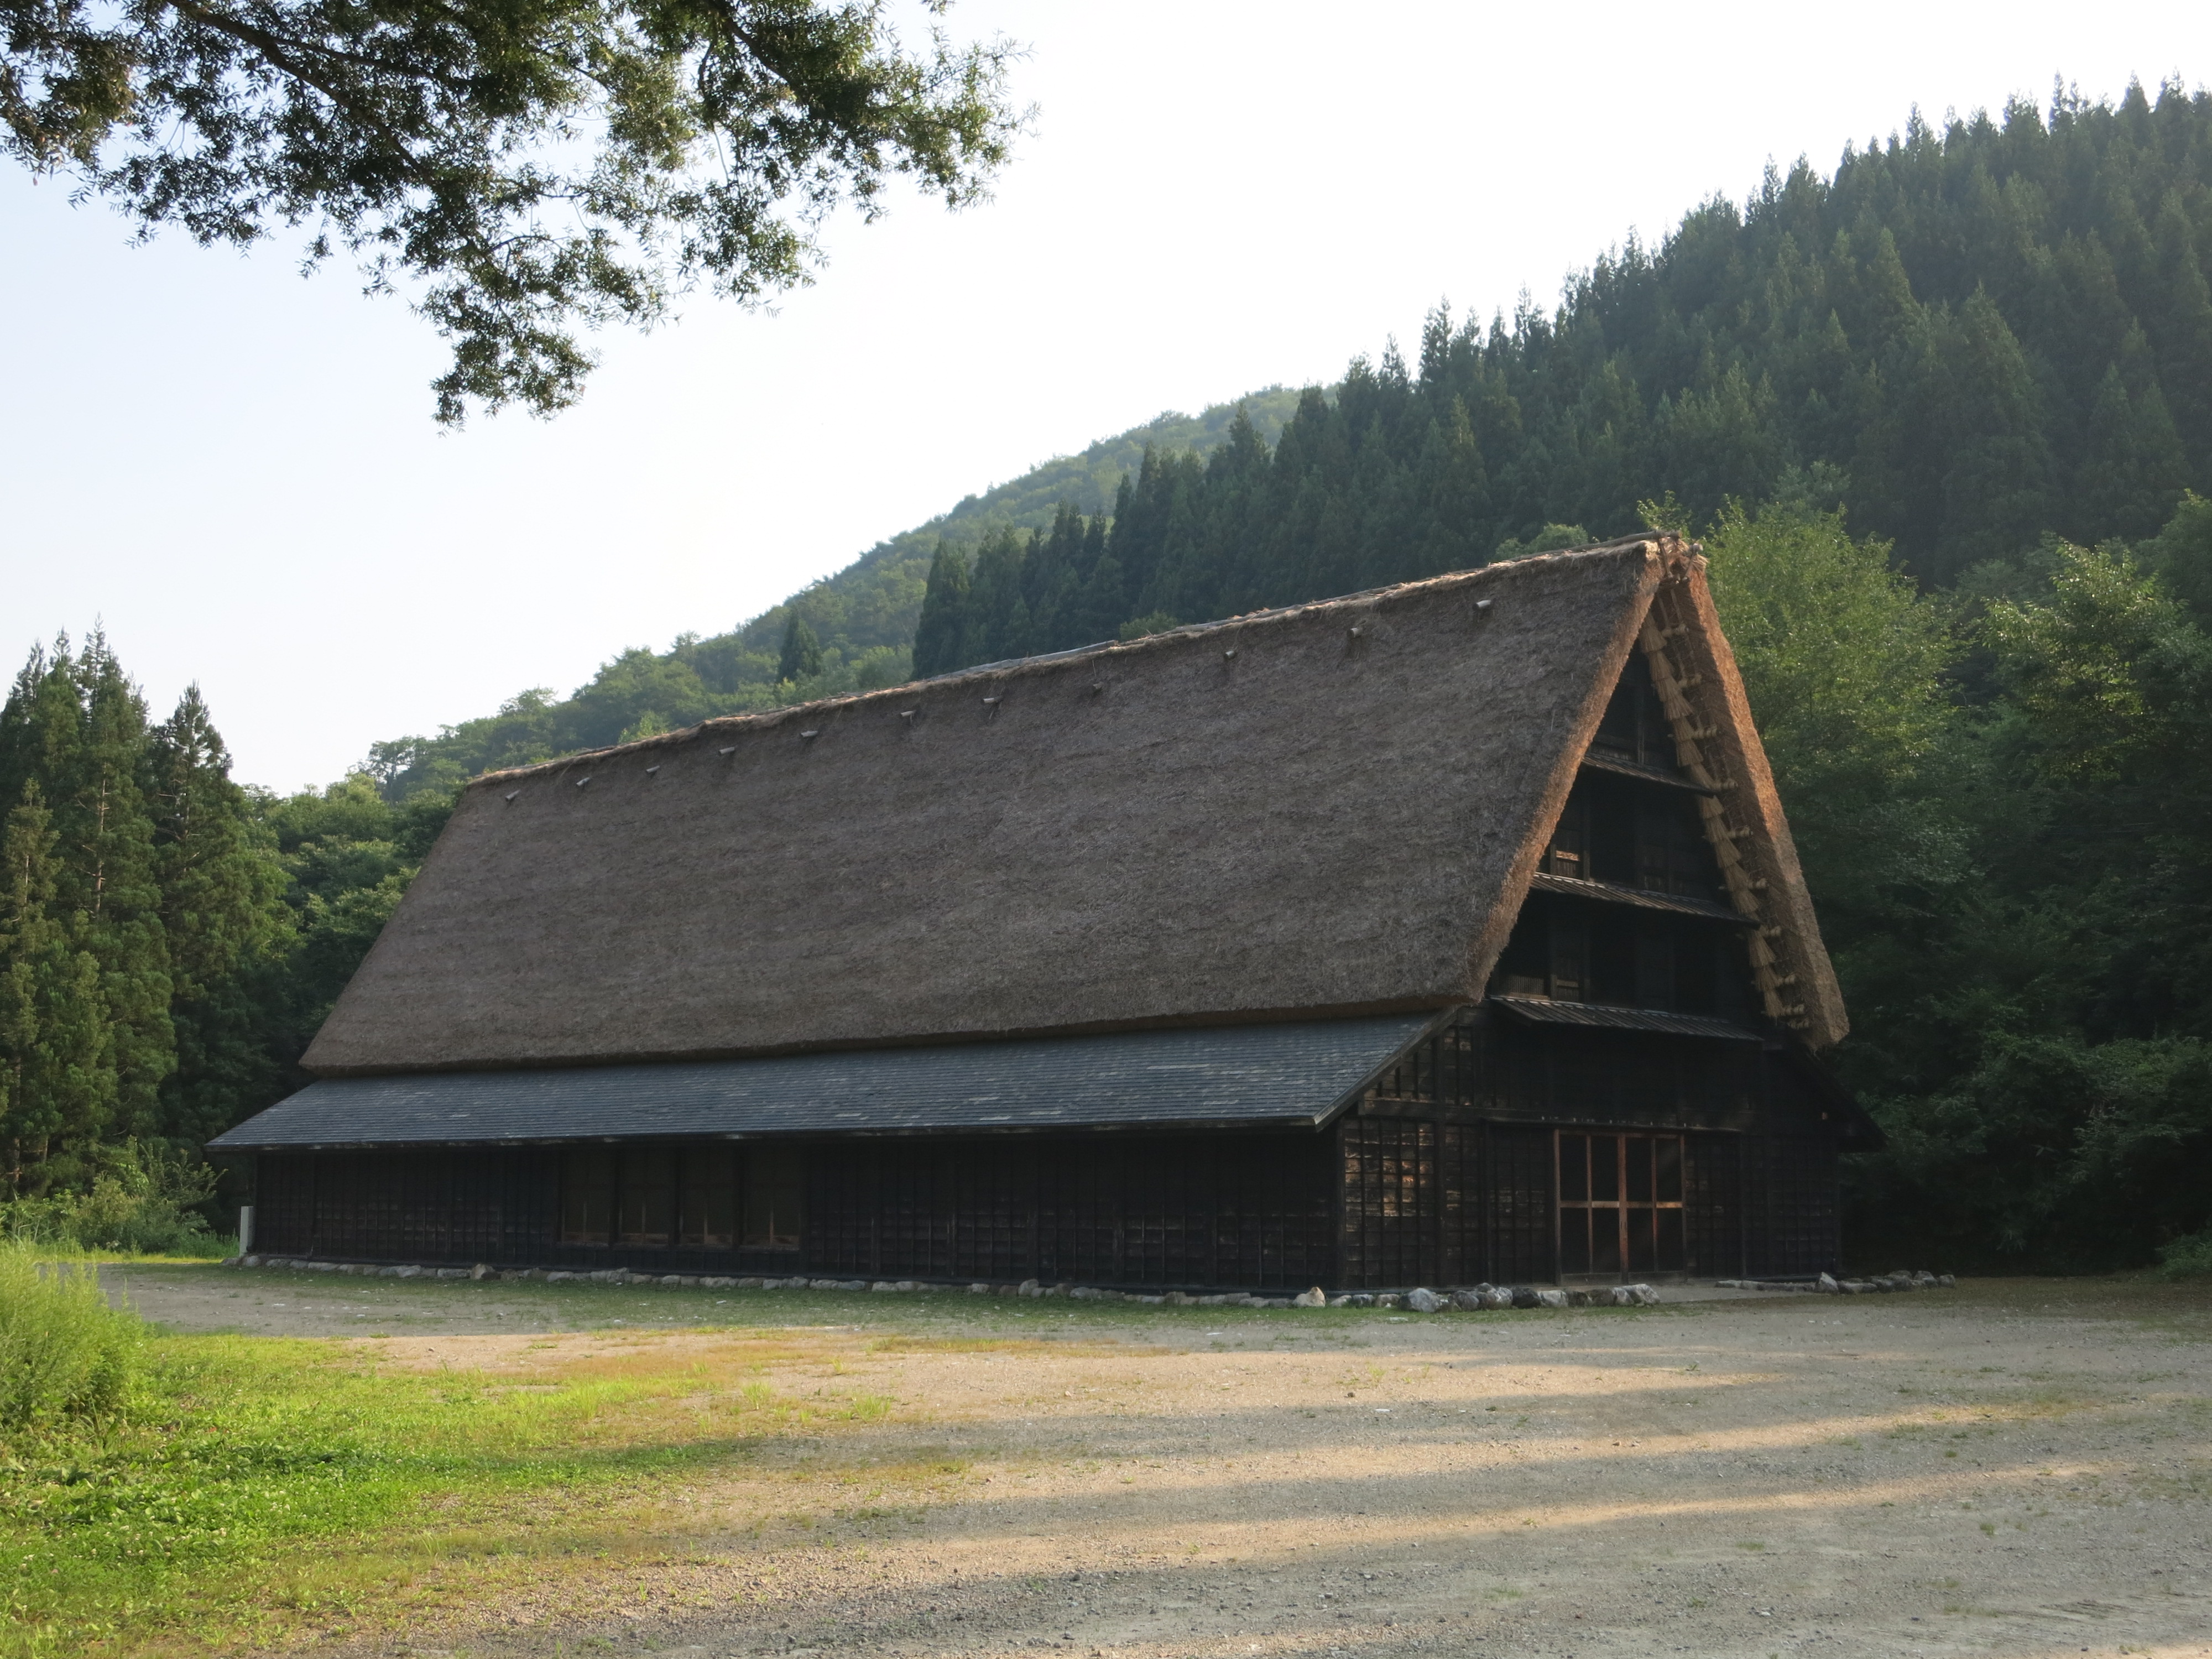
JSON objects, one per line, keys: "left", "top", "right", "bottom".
{"left": 106, "top": 1266, "right": 2212, "bottom": 1659}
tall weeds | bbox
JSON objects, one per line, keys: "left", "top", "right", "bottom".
{"left": 0, "top": 1243, "right": 139, "bottom": 1434}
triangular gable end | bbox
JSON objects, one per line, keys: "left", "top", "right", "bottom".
{"left": 1465, "top": 545, "right": 1846, "bottom": 1048}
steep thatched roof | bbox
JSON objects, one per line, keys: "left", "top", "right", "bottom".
{"left": 302, "top": 534, "right": 1843, "bottom": 1076}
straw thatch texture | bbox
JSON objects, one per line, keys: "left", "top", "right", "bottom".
{"left": 303, "top": 535, "right": 1827, "bottom": 1075}
{"left": 1645, "top": 566, "right": 1849, "bottom": 1047}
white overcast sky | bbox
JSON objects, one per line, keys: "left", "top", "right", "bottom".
{"left": 5, "top": 2, "right": 2205, "bottom": 791}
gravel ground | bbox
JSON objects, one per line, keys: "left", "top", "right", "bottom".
{"left": 105, "top": 1266, "right": 2212, "bottom": 1659}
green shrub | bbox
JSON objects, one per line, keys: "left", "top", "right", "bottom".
{"left": 0, "top": 1245, "right": 140, "bottom": 1433}
{"left": 2154, "top": 1232, "right": 2212, "bottom": 1280}
{"left": 1117, "top": 612, "right": 1181, "bottom": 641}
{"left": 0, "top": 1140, "right": 221, "bottom": 1256}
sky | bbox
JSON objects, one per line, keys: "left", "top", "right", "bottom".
{"left": 5, "top": 2, "right": 2206, "bottom": 791}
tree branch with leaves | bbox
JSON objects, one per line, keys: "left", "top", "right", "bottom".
{"left": 2, "top": 0, "right": 1025, "bottom": 421}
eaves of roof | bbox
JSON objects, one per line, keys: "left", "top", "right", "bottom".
{"left": 211, "top": 1013, "right": 1451, "bottom": 1152}
{"left": 1524, "top": 872, "right": 1754, "bottom": 926}
{"left": 1487, "top": 993, "right": 1765, "bottom": 1042}
{"left": 1577, "top": 750, "right": 1719, "bottom": 795}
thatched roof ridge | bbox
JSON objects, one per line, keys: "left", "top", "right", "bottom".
{"left": 303, "top": 534, "right": 1839, "bottom": 1076}
{"left": 470, "top": 539, "right": 1670, "bottom": 784}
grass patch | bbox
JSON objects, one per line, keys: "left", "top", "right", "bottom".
{"left": 0, "top": 1324, "right": 926, "bottom": 1658}
{"left": 1, "top": 1247, "right": 138, "bottom": 1432}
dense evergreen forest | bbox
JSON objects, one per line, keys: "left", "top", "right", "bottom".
{"left": 0, "top": 648, "right": 453, "bottom": 1233}
{"left": 6, "top": 80, "right": 2211, "bottom": 1272}
{"left": 912, "top": 82, "right": 2212, "bottom": 665}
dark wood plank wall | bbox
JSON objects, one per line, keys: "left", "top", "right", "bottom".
{"left": 1335, "top": 1010, "right": 1840, "bottom": 1283}
{"left": 807, "top": 1133, "right": 1338, "bottom": 1289}
{"left": 253, "top": 1146, "right": 804, "bottom": 1275}
{"left": 248, "top": 1012, "right": 1847, "bottom": 1284}
{"left": 1743, "top": 1136, "right": 1842, "bottom": 1276}
{"left": 1365, "top": 1011, "right": 1764, "bottom": 1131}
{"left": 1332, "top": 1118, "right": 1744, "bottom": 1286}
{"left": 1684, "top": 1133, "right": 1748, "bottom": 1280}
{"left": 249, "top": 1130, "right": 1340, "bottom": 1287}
{"left": 1338, "top": 1118, "right": 1446, "bottom": 1287}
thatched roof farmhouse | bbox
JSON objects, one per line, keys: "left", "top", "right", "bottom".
{"left": 217, "top": 534, "right": 1871, "bottom": 1290}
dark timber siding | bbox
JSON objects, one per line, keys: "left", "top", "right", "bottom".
{"left": 1334, "top": 1008, "right": 1843, "bottom": 1283}
{"left": 1745, "top": 1136, "right": 1842, "bottom": 1277}
{"left": 252, "top": 1145, "right": 803, "bottom": 1275}
{"left": 247, "top": 1130, "right": 1338, "bottom": 1288}
{"left": 806, "top": 1134, "right": 1335, "bottom": 1288}
{"left": 245, "top": 1009, "right": 1851, "bottom": 1285}
{"left": 1333, "top": 1119, "right": 1748, "bottom": 1287}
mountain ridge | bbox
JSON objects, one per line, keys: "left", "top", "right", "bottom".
{"left": 371, "top": 387, "right": 1306, "bottom": 797}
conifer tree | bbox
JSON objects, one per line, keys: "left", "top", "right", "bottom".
{"left": 1927, "top": 288, "right": 2055, "bottom": 579}
{"left": 0, "top": 785, "right": 113, "bottom": 1193}
{"left": 911, "top": 542, "right": 973, "bottom": 678}
{"left": 148, "top": 688, "right": 291, "bottom": 1147}
{"left": 966, "top": 529, "right": 1030, "bottom": 664}
{"left": 777, "top": 614, "right": 825, "bottom": 684}
{"left": 2075, "top": 366, "right": 2190, "bottom": 541}
{"left": 2147, "top": 196, "right": 2212, "bottom": 473}
{"left": 0, "top": 638, "right": 174, "bottom": 1172}
{"left": 67, "top": 640, "right": 175, "bottom": 1141}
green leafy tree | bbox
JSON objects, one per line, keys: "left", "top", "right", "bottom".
{"left": 1696, "top": 494, "right": 1966, "bottom": 914}
{"left": 254, "top": 775, "right": 460, "bottom": 1064}
{"left": 1858, "top": 535, "right": 2212, "bottom": 1266}
{"left": 2140, "top": 490, "right": 2212, "bottom": 624}
{"left": 2, "top": 0, "right": 1026, "bottom": 422}
{"left": 1687, "top": 493, "right": 1977, "bottom": 1110}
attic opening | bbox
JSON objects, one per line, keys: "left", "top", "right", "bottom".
{"left": 1590, "top": 650, "right": 1671, "bottom": 767}
{"left": 1488, "top": 632, "right": 1762, "bottom": 1022}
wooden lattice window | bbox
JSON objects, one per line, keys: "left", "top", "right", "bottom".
{"left": 1634, "top": 795, "right": 1713, "bottom": 896}
{"left": 618, "top": 1150, "right": 676, "bottom": 1246}
{"left": 1547, "top": 792, "right": 1590, "bottom": 879}
{"left": 680, "top": 1149, "right": 740, "bottom": 1248}
{"left": 1548, "top": 916, "right": 1589, "bottom": 1002}
{"left": 1557, "top": 1131, "right": 1686, "bottom": 1275}
{"left": 559, "top": 1146, "right": 791, "bottom": 1251}
{"left": 743, "top": 1147, "right": 804, "bottom": 1250}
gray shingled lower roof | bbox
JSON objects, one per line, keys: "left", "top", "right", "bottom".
{"left": 208, "top": 1014, "right": 1448, "bottom": 1151}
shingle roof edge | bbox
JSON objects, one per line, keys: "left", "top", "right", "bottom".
{"left": 216, "top": 1010, "right": 1455, "bottom": 1150}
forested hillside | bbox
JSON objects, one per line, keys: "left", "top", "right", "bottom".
{"left": 7, "top": 80, "right": 2211, "bottom": 1272}
{"left": 367, "top": 392, "right": 1302, "bottom": 797}
{"left": 914, "top": 82, "right": 2211, "bottom": 666}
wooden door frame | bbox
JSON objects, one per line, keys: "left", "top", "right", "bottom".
{"left": 1552, "top": 1128, "right": 1689, "bottom": 1280}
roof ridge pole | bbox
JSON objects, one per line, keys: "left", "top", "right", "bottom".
{"left": 1637, "top": 591, "right": 1806, "bottom": 1029}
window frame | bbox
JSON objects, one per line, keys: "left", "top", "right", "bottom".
{"left": 557, "top": 1144, "right": 802, "bottom": 1253}
{"left": 1554, "top": 1129, "right": 1688, "bottom": 1278}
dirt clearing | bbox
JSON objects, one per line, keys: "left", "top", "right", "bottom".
{"left": 107, "top": 1268, "right": 2212, "bottom": 1658}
